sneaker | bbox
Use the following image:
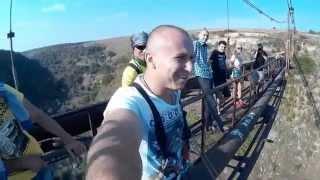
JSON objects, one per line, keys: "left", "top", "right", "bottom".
{"left": 238, "top": 99, "right": 248, "bottom": 108}
{"left": 207, "top": 125, "right": 217, "bottom": 134}
{"left": 235, "top": 100, "right": 242, "bottom": 109}
{"left": 223, "top": 126, "right": 230, "bottom": 133}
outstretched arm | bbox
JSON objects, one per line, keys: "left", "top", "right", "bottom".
{"left": 23, "top": 99, "right": 86, "bottom": 155}
{"left": 86, "top": 109, "right": 142, "bottom": 180}
{"left": 229, "top": 54, "right": 236, "bottom": 67}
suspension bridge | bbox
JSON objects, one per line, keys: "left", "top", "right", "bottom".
{"left": 4, "top": 0, "right": 320, "bottom": 179}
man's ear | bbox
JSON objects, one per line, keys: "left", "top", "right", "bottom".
{"left": 145, "top": 52, "right": 156, "bottom": 69}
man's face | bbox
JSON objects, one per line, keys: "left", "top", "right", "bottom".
{"left": 198, "top": 31, "right": 209, "bottom": 43}
{"left": 149, "top": 30, "right": 193, "bottom": 90}
{"left": 133, "top": 45, "right": 146, "bottom": 60}
{"left": 218, "top": 43, "right": 226, "bottom": 53}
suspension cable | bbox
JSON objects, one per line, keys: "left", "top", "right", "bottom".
{"left": 242, "top": 0, "right": 286, "bottom": 23}
{"left": 7, "top": 0, "right": 19, "bottom": 89}
{"left": 226, "top": 0, "right": 231, "bottom": 57}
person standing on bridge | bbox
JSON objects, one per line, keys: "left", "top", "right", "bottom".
{"left": 209, "top": 40, "right": 231, "bottom": 113}
{"left": 253, "top": 43, "right": 268, "bottom": 83}
{"left": 121, "top": 32, "right": 149, "bottom": 87}
{"left": 230, "top": 44, "right": 248, "bottom": 108}
{"left": 87, "top": 25, "right": 193, "bottom": 179}
{"left": 193, "top": 28, "right": 225, "bottom": 132}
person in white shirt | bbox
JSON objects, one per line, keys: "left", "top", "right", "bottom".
{"left": 87, "top": 25, "right": 194, "bottom": 180}
{"left": 230, "top": 44, "right": 248, "bottom": 108}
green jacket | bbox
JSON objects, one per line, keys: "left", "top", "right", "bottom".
{"left": 121, "top": 58, "right": 146, "bottom": 87}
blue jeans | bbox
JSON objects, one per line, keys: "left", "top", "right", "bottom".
{"left": 33, "top": 166, "right": 54, "bottom": 180}
{"left": 197, "top": 77, "right": 224, "bottom": 131}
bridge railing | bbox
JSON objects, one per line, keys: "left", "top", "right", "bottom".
{"left": 28, "top": 54, "right": 285, "bottom": 155}
{"left": 182, "top": 56, "right": 284, "bottom": 130}
{"left": 188, "top": 68, "right": 285, "bottom": 179}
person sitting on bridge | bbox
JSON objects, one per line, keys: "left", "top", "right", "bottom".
{"left": 209, "top": 40, "right": 231, "bottom": 113}
{"left": 193, "top": 28, "right": 225, "bottom": 133}
{"left": 87, "top": 25, "right": 193, "bottom": 179}
{"left": 121, "top": 31, "right": 149, "bottom": 87}
{"left": 230, "top": 44, "right": 248, "bottom": 108}
{"left": 0, "top": 83, "right": 86, "bottom": 180}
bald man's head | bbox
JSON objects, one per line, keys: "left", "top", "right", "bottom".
{"left": 146, "top": 25, "right": 191, "bottom": 52}
{"left": 144, "top": 25, "right": 194, "bottom": 90}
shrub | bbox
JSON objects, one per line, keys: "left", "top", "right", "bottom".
{"left": 296, "top": 54, "right": 316, "bottom": 74}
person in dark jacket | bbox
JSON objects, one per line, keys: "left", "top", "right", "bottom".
{"left": 209, "top": 40, "right": 230, "bottom": 112}
{"left": 254, "top": 43, "right": 267, "bottom": 70}
{"left": 253, "top": 43, "right": 268, "bottom": 88}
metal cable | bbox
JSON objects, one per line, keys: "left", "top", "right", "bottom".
{"left": 242, "top": 0, "right": 286, "bottom": 23}
{"left": 226, "top": 0, "right": 231, "bottom": 58}
{"left": 7, "top": 0, "right": 19, "bottom": 89}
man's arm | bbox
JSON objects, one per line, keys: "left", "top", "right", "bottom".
{"left": 86, "top": 109, "right": 142, "bottom": 180}
{"left": 229, "top": 54, "right": 236, "bottom": 67}
{"left": 254, "top": 50, "right": 258, "bottom": 59}
{"left": 23, "top": 99, "right": 86, "bottom": 155}
{"left": 262, "top": 51, "right": 268, "bottom": 60}
{"left": 208, "top": 50, "right": 215, "bottom": 64}
{"left": 4, "top": 154, "right": 46, "bottom": 174}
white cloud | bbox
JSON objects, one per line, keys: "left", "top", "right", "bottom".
{"left": 41, "top": 3, "right": 66, "bottom": 13}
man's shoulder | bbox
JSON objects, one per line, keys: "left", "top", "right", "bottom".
{"left": 124, "top": 64, "right": 139, "bottom": 74}
{"left": 193, "top": 40, "right": 201, "bottom": 46}
{"left": 122, "top": 65, "right": 139, "bottom": 79}
{"left": 263, "top": 50, "right": 268, "bottom": 56}
{"left": 210, "top": 50, "right": 219, "bottom": 56}
{"left": 110, "top": 86, "right": 141, "bottom": 102}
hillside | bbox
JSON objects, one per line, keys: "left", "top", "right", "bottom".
{"left": 23, "top": 38, "right": 131, "bottom": 113}
{"left": 0, "top": 50, "right": 68, "bottom": 114}
{"left": 21, "top": 29, "right": 288, "bottom": 113}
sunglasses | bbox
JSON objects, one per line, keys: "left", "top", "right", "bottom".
{"left": 135, "top": 45, "right": 146, "bottom": 51}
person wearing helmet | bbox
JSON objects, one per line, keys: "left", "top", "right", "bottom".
{"left": 121, "top": 32, "right": 149, "bottom": 87}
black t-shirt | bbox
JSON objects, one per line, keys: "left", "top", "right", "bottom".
{"left": 210, "top": 50, "right": 227, "bottom": 76}
{"left": 254, "top": 49, "right": 267, "bottom": 69}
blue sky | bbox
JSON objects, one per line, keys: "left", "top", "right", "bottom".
{"left": 0, "top": 0, "right": 317, "bottom": 51}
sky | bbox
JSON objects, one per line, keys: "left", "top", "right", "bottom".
{"left": 0, "top": 0, "right": 318, "bottom": 51}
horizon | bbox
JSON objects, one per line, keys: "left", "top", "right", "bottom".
{"left": 0, "top": 0, "right": 318, "bottom": 51}
{"left": 4, "top": 27, "right": 294, "bottom": 53}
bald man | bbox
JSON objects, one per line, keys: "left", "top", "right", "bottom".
{"left": 86, "top": 25, "right": 193, "bottom": 180}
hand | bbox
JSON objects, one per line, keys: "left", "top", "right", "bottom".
{"left": 64, "top": 138, "right": 87, "bottom": 158}
{"left": 182, "top": 143, "right": 190, "bottom": 161}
